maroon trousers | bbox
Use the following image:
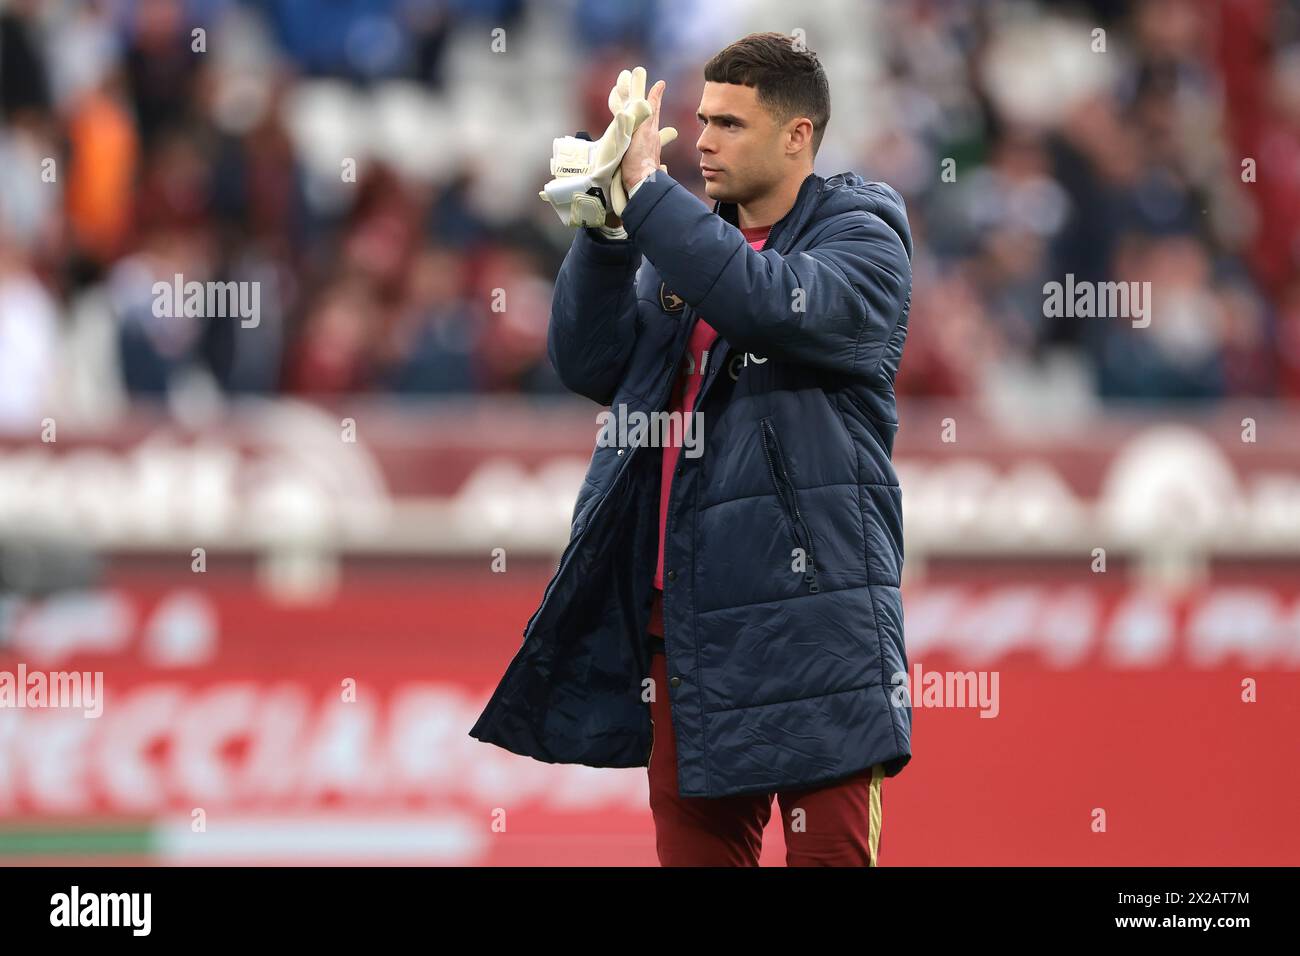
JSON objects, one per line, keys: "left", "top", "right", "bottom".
{"left": 646, "top": 650, "right": 886, "bottom": 866}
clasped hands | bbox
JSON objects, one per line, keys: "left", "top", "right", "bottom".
{"left": 539, "top": 67, "right": 676, "bottom": 229}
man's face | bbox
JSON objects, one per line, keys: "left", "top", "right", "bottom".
{"left": 694, "top": 81, "right": 789, "bottom": 205}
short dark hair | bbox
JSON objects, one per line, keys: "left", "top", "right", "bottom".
{"left": 703, "top": 32, "right": 830, "bottom": 157}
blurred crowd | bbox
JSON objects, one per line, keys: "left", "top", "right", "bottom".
{"left": 0, "top": 0, "right": 1297, "bottom": 430}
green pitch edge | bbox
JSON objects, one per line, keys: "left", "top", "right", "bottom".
{"left": 0, "top": 827, "right": 154, "bottom": 855}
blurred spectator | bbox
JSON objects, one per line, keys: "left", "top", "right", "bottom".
{"left": 472, "top": 244, "right": 561, "bottom": 394}
{"left": 381, "top": 243, "right": 484, "bottom": 393}
{"left": 284, "top": 273, "right": 379, "bottom": 393}
{"left": 124, "top": 0, "right": 202, "bottom": 146}
{"left": 110, "top": 226, "right": 211, "bottom": 395}
{"left": 0, "top": 234, "right": 59, "bottom": 431}
{"left": 1090, "top": 235, "right": 1227, "bottom": 401}
{"left": 0, "top": 0, "right": 52, "bottom": 119}
{"left": 65, "top": 73, "right": 138, "bottom": 270}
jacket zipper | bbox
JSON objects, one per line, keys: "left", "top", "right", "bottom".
{"left": 647, "top": 700, "right": 656, "bottom": 767}
{"left": 642, "top": 307, "right": 708, "bottom": 766}
{"left": 521, "top": 324, "right": 698, "bottom": 643}
{"left": 759, "top": 417, "right": 820, "bottom": 593}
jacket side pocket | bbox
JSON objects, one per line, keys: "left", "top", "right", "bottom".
{"left": 758, "top": 416, "right": 821, "bottom": 594}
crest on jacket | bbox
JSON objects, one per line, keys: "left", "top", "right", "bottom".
{"left": 659, "top": 282, "right": 685, "bottom": 314}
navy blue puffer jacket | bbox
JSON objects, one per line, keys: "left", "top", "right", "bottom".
{"left": 469, "top": 168, "right": 914, "bottom": 798}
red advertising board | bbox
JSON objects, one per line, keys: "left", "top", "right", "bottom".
{"left": 2, "top": 557, "right": 1296, "bottom": 865}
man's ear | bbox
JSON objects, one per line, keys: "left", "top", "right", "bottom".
{"left": 788, "top": 117, "right": 814, "bottom": 157}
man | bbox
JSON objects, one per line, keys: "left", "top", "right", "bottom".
{"left": 469, "top": 32, "right": 914, "bottom": 866}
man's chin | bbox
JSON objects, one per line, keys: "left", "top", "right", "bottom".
{"left": 703, "top": 180, "right": 734, "bottom": 203}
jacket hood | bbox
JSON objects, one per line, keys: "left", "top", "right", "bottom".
{"left": 820, "top": 172, "right": 914, "bottom": 262}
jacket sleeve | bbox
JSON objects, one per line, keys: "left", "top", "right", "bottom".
{"left": 621, "top": 171, "right": 910, "bottom": 380}
{"left": 546, "top": 226, "right": 642, "bottom": 405}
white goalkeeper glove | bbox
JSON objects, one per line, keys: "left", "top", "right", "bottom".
{"left": 607, "top": 66, "right": 677, "bottom": 216}
{"left": 539, "top": 100, "right": 650, "bottom": 228}
{"left": 539, "top": 67, "right": 677, "bottom": 228}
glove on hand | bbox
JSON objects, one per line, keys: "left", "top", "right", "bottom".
{"left": 538, "top": 67, "right": 676, "bottom": 227}
{"left": 538, "top": 100, "right": 648, "bottom": 228}
{"left": 607, "top": 66, "right": 677, "bottom": 216}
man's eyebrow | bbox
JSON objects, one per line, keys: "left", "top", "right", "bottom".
{"left": 696, "top": 111, "right": 745, "bottom": 124}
